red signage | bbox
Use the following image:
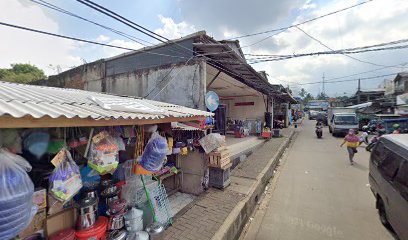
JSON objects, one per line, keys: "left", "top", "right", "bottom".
{"left": 235, "top": 102, "right": 254, "bottom": 106}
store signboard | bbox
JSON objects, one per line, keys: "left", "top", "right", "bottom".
{"left": 235, "top": 102, "right": 254, "bottom": 106}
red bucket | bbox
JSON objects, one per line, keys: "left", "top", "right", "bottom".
{"left": 75, "top": 216, "right": 108, "bottom": 240}
{"left": 49, "top": 228, "right": 76, "bottom": 240}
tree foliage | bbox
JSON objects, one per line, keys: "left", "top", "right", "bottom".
{"left": 316, "top": 92, "right": 329, "bottom": 100}
{"left": 0, "top": 64, "right": 46, "bottom": 84}
{"left": 299, "top": 88, "right": 307, "bottom": 98}
{"left": 304, "top": 93, "right": 315, "bottom": 103}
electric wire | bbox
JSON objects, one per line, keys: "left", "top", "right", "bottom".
{"left": 31, "top": 0, "right": 151, "bottom": 46}
{"left": 228, "top": 0, "right": 375, "bottom": 40}
{"left": 0, "top": 21, "right": 189, "bottom": 59}
{"left": 296, "top": 73, "right": 398, "bottom": 86}
{"left": 31, "top": 0, "right": 193, "bottom": 61}
{"left": 75, "top": 0, "right": 166, "bottom": 43}
{"left": 294, "top": 26, "right": 390, "bottom": 68}
{"left": 246, "top": 39, "right": 408, "bottom": 64}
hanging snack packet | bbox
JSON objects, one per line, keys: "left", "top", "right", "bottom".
{"left": 49, "top": 148, "right": 82, "bottom": 203}
{"left": 88, "top": 131, "right": 119, "bottom": 175}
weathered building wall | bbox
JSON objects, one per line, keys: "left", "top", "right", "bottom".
{"left": 105, "top": 38, "right": 194, "bottom": 76}
{"left": 33, "top": 60, "right": 105, "bottom": 90}
{"left": 83, "top": 61, "right": 207, "bottom": 110}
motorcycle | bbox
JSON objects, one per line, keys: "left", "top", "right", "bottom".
{"left": 316, "top": 126, "right": 323, "bottom": 138}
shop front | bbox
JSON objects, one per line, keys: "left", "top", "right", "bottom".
{"left": 0, "top": 81, "right": 213, "bottom": 240}
{"left": 206, "top": 64, "right": 273, "bottom": 163}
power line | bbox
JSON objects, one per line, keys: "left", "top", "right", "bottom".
{"left": 0, "top": 21, "right": 189, "bottom": 59}
{"left": 75, "top": 0, "right": 198, "bottom": 57}
{"left": 201, "top": 0, "right": 375, "bottom": 60}
{"left": 246, "top": 36, "right": 408, "bottom": 58}
{"left": 229, "top": 0, "right": 375, "bottom": 40}
{"left": 31, "top": 0, "right": 151, "bottom": 46}
{"left": 245, "top": 37, "right": 408, "bottom": 64}
{"left": 296, "top": 73, "right": 398, "bottom": 86}
{"left": 295, "top": 26, "right": 390, "bottom": 68}
{"left": 75, "top": 0, "right": 167, "bottom": 43}
{"left": 31, "top": 0, "right": 194, "bottom": 60}
{"left": 324, "top": 63, "right": 408, "bottom": 82}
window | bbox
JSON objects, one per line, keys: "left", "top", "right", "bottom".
{"left": 372, "top": 142, "right": 386, "bottom": 166}
{"left": 334, "top": 115, "right": 357, "bottom": 125}
{"left": 395, "top": 163, "right": 408, "bottom": 201}
{"left": 379, "top": 150, "right": 402, "bottom": 181}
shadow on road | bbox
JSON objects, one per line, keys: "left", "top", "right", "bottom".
{"left": 352, "top": 162, "right": 368, "bottom": 171}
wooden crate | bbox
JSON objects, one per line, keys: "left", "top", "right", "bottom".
{"left": 208, "top": 155, "right": 231, "bottom": 168}
{"left": 208, "top": 147, "right": 231, "bottom": 168}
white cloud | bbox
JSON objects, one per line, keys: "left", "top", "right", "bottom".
{"left": 247, "top": 0, "right": 408, "bottom": 96}
{"left": 0, "top": 0, "right": 82, "bottom": 75}
{"left": 300, "top": 0, "right": 316, "bottom": 10}
{"left": 154, "top": 15, "right": 196, "bottom": 39}
{"left": 96, "top": 35, "right": 110, "bottom": 42}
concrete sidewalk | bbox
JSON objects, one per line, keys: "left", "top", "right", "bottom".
{"left": 164, "top": 127, "right": 297, "bottom": 240}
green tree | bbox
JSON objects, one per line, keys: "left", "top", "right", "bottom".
{"left": 316, "top": 92, "right": 328, "bottom": 100}
{"left": 0, "top": 63, "right": 46, "bottom": 84}
{"left": 304, "top": 93, "right": 314, "bottom": 103}
{"left": 299, "top": 88, "right": 307, "bottom": 98}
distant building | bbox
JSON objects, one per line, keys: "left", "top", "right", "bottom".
{"left": 305, "top": 100, "right": 329, "bottom": 111}
{"left": 393, "top": 72, "right": 408, "bottom": 95}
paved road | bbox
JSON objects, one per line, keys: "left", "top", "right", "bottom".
{"left": 243, "top": 119, "right": 394, "bottom": 240}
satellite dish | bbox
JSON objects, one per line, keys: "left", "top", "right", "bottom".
{"left": 205, "top": 91, "right": 219, "bottom": 112}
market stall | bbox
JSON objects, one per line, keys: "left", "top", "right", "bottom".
{"left": 0, "top": 81, "right": 213, "bottom": 240}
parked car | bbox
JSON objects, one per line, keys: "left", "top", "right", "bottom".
{"left": 369, "top": 134, "right": 408, "bottom": 239}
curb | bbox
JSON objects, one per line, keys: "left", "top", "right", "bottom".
{"left": 212, "top": 130, "right": 297, "bottom": 240}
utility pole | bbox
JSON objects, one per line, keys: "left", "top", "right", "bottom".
{"left": 322, "top": 73, "right": 325, "bottom": 97}
{"left": 357, "top": 78, "right": 361, "bottom": 92}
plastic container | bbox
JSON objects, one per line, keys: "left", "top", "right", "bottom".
{"left": 49, "top": 228, "right": 76, "bottom": 240}
{"left": 75, "top": 216, "right": 108, "bottom": 240}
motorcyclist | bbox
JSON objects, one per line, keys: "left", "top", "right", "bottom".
{"left": 316, "top": 120, "right": 323, "bottom": 127}
{"left": 366, "top": 129, "right": 386, "bottom": 152}
{"left": 393, "top": 123, "right": 401, "bottom": 134}
{"left": 359, "top": 131, "right": 369, "bottom": 145}
{"left": 315, "top": 120, "right": 323, "bottom": 138}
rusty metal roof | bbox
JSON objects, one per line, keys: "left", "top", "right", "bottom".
{"left": 0, "top": 81, "right": 213, "bottom": 120}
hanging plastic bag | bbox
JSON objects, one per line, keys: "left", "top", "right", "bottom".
{"left": 49, "top": 148, "right": 82, "bottom": 203}
{"left": 140, "top": 132, "right": 168, "bottom": 172}
{"left": 88, "top": 131, "right": 119, "bottom": 175}
{"left": 23, "top": 130, "right": 50, "bottom": 159}
{"left": 0, "top": 148, "right": 37, "bottom": 240}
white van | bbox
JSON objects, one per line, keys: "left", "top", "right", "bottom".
{"left": 329, "top": 113, "right": 359, "bottom": 136}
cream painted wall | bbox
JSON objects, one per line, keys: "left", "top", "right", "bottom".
{"left": 221, "top": 95, "right": 266, "bottom": 120}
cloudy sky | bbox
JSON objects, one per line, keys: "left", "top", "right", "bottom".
{"left": 1, "top": 0, "right": 408, "bottom": 97}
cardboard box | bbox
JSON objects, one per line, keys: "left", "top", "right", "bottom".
{"left": 33, "top": 188, "right": 47, "bottom": 210}
{"left": 46, "top": 208, "right": 76, "bottom": 237}
{"left": 47, "top": 193, "right": 73, "bottom": 216}
{"left": 18, "top": 209, "right": 46, "bottom": 239}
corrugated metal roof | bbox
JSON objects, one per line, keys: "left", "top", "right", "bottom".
{"left": 171, "top": 122, "right": 203, "bottom": 131}
{"left": 0, "top": 81, "right": 213, "bottom": 120}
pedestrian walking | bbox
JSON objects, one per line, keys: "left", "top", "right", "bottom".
{"left": 340, "top": 129, "right": 360, "bottom": 165}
